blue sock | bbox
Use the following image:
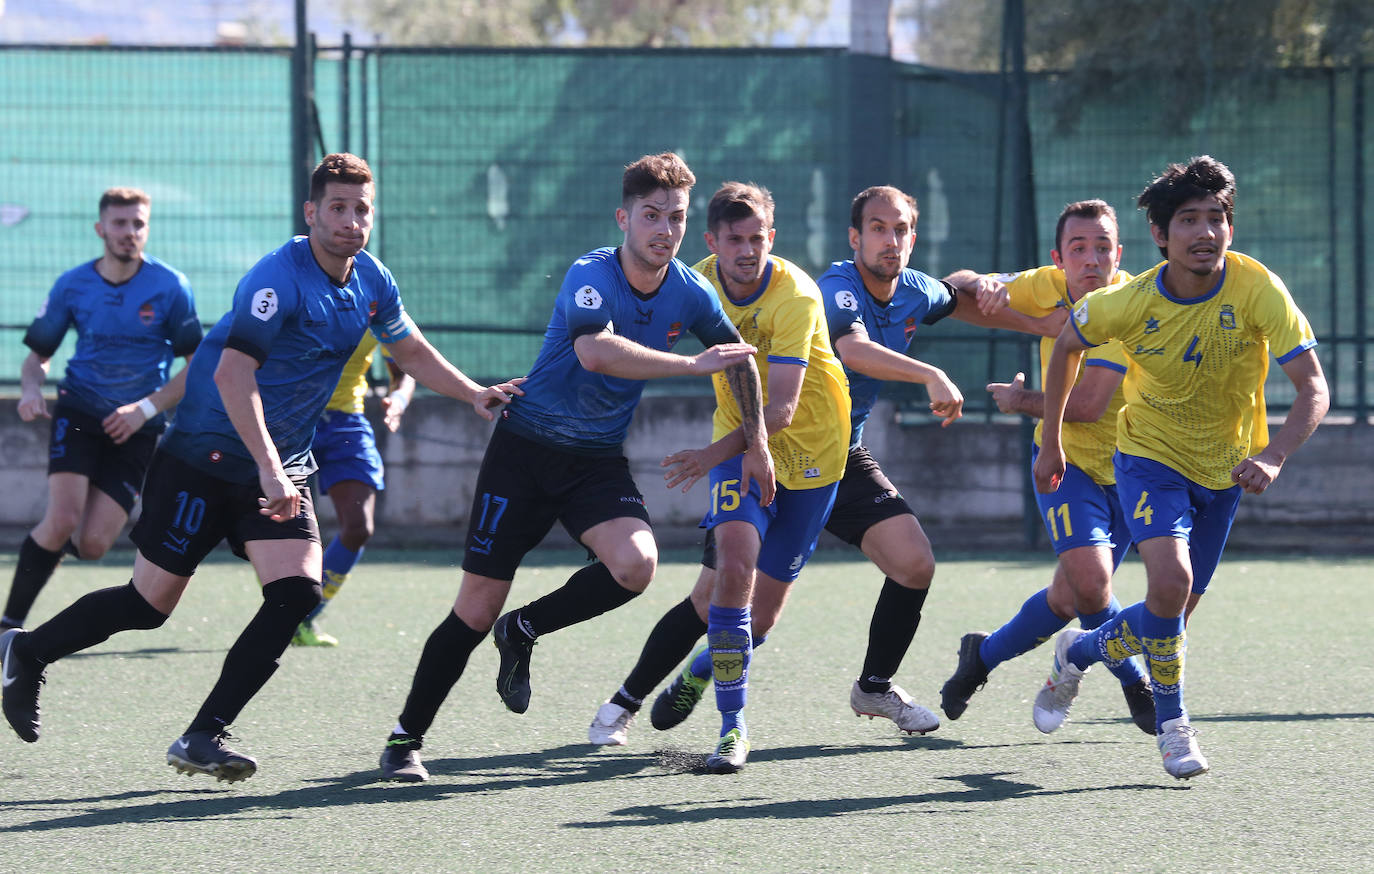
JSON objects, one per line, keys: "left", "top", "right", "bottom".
{"left": 1078, "top": 595, "right": 1147, "bottom": 687}
{"left": 707, "top": 604, "right": 751, "bottom": 730}
{"left": 1137, "top": 605, "right": 1187, "bottom": 729}
{"left": 307, "top": 535, "right": 363, "bottom": 622}
{"left": 979, "top": 589, "right": 1067, "bottom": 671}
{"left": 691, "top": 633, "right": 765, "bottom": 680}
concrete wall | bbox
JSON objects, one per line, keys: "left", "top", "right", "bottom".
{"left": 2, "top": 395, "right": 1368, "bottom": 550}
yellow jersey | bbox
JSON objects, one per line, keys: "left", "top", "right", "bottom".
{"left": 1070, "top": 251, "right": 1317, "bottom": 490}
{"left": 1000, "top": 265, "right": 1132, "bottom": 485}
{"left": 326, "top": 334, "right": 381, "bottom": 414}
{"left": 694, "top": 254, "right": 850, "bottom": 491}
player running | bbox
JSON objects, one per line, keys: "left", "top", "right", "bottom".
{"left": 2, "top": 188, "right": 200, "bottom": 632}
{"left": 939, "top": 200, "right": 1156, "bottom": 733}
{"left": 376, "top": 153, "right": 772, "bottom": 782}
{"left": 1032, "top": 156, "right": 1328, "bottom": 779}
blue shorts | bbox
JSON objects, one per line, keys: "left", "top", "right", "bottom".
{"left": 312, "top": 411, "right": 385, "bottom": 493}
{"left": 1031, "top": 443, "right": 1130, "bottom": 568}
{"left": 1113, "top": 452, "right": 1242, "bottom": 594}
{"left": 700, "top": 455, "right": 838, "bottom": 583}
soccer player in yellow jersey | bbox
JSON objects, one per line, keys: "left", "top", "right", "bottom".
{"left": 940, "top": 201, "right": 1156, "bottom": 734}
{"left": 1033, "top": 156, "right": 1329, "bottom": 779}
{"left": 589, "top": 182, "right": 849, "bottom": 773}
{"left": 291, "top": 334, "right": 414, "bottom": 646}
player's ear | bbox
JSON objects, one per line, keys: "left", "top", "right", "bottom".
{"left": 848, "top": 226, "right": 860, "bottom": 253}
{"left": 615, "top": 207, "right": 629, "bottom": 234}
{"left": 303, "top": 199, "right": 316, "bottom": 228}
{"left": 703, "top": 231, "right": 719, "bottom": 254}
{"left": 1051, "top": 248, "right": 1064, "bottom": 269}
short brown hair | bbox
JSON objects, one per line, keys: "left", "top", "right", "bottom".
{"left": 706, "top": 182, "right": 775, "bottom": 233}
{"left": 850, "top": 185, "right": 917, "bottom": 230}
{"left": 622, "top": 152, "right": 695, "bottom": 205}
{"left": 99, "top": 187, "right": 150, "bottom": 214}
{"left": 1054, "top": 199, "right": 1118, "bottom": 252}
{"left": 310, "top": 153, "right": 374, "bottom": 203}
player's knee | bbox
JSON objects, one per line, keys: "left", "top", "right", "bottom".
{"left": 123, "top": 582, "right": 170, "bottom": 629}
{"left": 338, "top": 517, "right": 374, "bottom": 551}
{"left": 609, "top": 551, "right": 656, "bottom": 592}
{"left": 263, "top": 575, "right": 325, "bottom": 620}
{"left": 75, "top": 534, "right": 110, "bottom": 561}
{"left": 44, "top": 507, "right": 84, "bottom": 541}
{"left": 887, "top": 552, "right": 935, "bottom": 590}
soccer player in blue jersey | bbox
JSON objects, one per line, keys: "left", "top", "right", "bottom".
{"left": 588, "top": 182, "right": 849, "bottom": 772}
{"left": 938, "top": 200, "right": 1156, "bottom": 734}
{"left": 2, "top": 188, "right": 201, "bottom": 633}
{"left": 589, "top": 185, "right": 1057, "bottom": 748}
{"left": 290, "top": 336, "right": 415, "bottom": 647}
{"left": 0, "top": 154, "right": 519, "bottom": 781}
{"left": 376, "top": 153, "right": 771, "bottom": 782}
{"left": 1033, "top": 156, "right": 1329, "bottom": 779}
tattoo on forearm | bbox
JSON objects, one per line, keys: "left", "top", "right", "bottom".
{"left": 726, "top": 361, "right": 765, "bottom": 441}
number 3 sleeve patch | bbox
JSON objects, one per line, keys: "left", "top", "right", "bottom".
{"left": 575, "top": 285, "right": 604, "bottom": 310}
{"left": 251, "top": 287, "right": 279, "bottom": 321}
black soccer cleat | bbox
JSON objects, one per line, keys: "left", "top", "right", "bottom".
{"left": 380, "top": 733, "right": 429, "bottom": 782}
{"left": 940, "top": 631, "right": 990, "bottom": 720}
{"left": 492, "top": 612, "right": 535, "bottom": 714}
{"left": 1122, "top": 677, "right": 1157, "bottom": 735}
{"left": 1, "top": 628, "right": 45, "bottom": 743}
{"left": 650, "top": 661, "right": 709, "bottom": 731}
{"left": 167, "top": 729, "right": 259, "bottom": 782}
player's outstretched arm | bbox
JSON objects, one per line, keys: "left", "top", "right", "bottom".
{"left": 1231, "top": 349, "right": 1329, "bottom": 494}
{"left": 987, "top": 365, "right": 1121, "bottom": 423}
{"left": 17, "top": 351, "right": 52, "bottom": 421}
{"left": 1033, "top": 326, "right": 1089, "bottom": 493}
{"left": 834, "top": 332, "right": 963, "bottom": 427}
{"left": 573, "top": 331, "right": 756, "bottom": 380}
{"left": 380, "top": 357, "right": 416, "bottom": 432}
{"left": 214, "top": 347, "right": 300, "bottom": 522}
{"left": 103, "top": 353, "right": 196, "bottom": 444}
{"left": 387, "top": 329, "right": 522, "bottom": 421}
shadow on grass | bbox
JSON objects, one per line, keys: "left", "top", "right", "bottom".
{"left": 0, "top": 737, "right": 1167, "bottom": 833}
{"left": 64, "top": 647, "right": 223, "bottom": 660}
{"left": 1078, "top": 711, "right": 1374, "bottom": 728}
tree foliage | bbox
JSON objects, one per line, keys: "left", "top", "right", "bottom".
{"left": 903, "top": 0, "right": 1374, "bottom": 129}
{"left": 341, "top": 0, "right": 828, "bottom": 47}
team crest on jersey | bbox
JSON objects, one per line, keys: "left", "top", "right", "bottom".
{"left": 251, "top": 288, "right": 278, "bottom": 321}
{"left": 834, "top": 289, "right": 859, "bottom": 311}
{"left": 575, "top": 285, "right": 603, "bottom": 309}
{"left": 1073, "top": 302, "right": 1089, "bottom": 325}
{"left": 208, "top": 449, "right": 223, "bottom": 463}
{"left": 1219, "top": 305, "right": 1237, "bottom": 329}
{"left": 369, "top": 300, "right": 378, "bottom": 317}
{"left": 666, "top": 321, "right": 682, "bottom": 344}
{"left": 138, "top": 302, "right": 155, "bottom": 325}
{"left": 903, "top": 317, "right": 917, "bottom": 343}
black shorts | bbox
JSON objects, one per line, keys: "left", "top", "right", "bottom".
{"left": 47, "top": 402, "right": 158, "bottom": 514}
{"left": 130, "top": 449, "right": 321, "bottom": 577}
{"left": 823, "top": 444, "right": 915, "bottom": 547}
{"left": 461, "top": 426, "right": 652, "bottom": 580}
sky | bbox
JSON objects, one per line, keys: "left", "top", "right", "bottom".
{"left": 0, "top": 0, "right": 888, "bottom": 49}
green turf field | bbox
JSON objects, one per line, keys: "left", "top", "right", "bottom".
{"left": 1, "top": 549, "right": 1370, "bottom": 873}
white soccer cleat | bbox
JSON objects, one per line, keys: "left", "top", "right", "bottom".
{"left": 1157, "top": 716, "right": 1209, "bottom": 779}
{"left": 850, "top": 681, "right": 939, "bottom": 735}
{"left": 588, "top": 701, "right": 635, "bottom": 746}
{"left": 1033, "top": 628, "right": 1090, "bottom": 733}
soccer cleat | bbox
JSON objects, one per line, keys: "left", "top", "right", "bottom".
{"left": 1033, "top": 628, "right": 1090, "bottom": 733}
{"left": 704, "top": 728, "right": 750, "bottom": 774}
{"left": 291, "top": 621, "right": 339, "bottom": 647}
{"left": 939, "top": 631, "right": 990, "bottom": 720}
{"left": 1122, "top": 678, "right": 1157, "bottom": 735}
{"left": 588, "top": 701, "right": 635, "bottom": 746}
{"left": 650, "top": 660, "right": 710, "bottom": 731}
{"left": 379, "top": 733, "right": 428, "bottom": 782}
{"left": 850, "top": 681, "right": 940, "bottom": 735}
{"left": 492, "top": 612, "right": 534, "bottom": 714}
{"left": 167, "top": 729, "right": 258, "bottom": 782}
{"left": 1, "top": 628, "right": 45, "bottom": 743}
{"left": 1157, "top": 716, "right": 1209, "bottom": 779}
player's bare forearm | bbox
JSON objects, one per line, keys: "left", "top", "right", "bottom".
{"left": 18, "top": 352, "right": 52, "bottom": 420}
{"left": 1238, "top": 351, "right": 1329, "bottom": 493}
{"left": 214, "top": 348, "right": 284, "bottom": 476}
{"left": 725, "top": 359, "right": 767, "bottom": 449}
{"left": 389, "top": 331, "right": 483, "bottom": 404}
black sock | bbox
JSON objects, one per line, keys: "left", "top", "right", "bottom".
{"left": 517, "top": 562, "right": 639, "bottom": 638}
{"left": 185, "top": 576, "right": 321, "bottom": 735}
{"left": 397, "top": 610, "right": 486, "bottom": 738}
{"left": 618, "top": 597, "right": 708, "bottom": 705}
{"left": 21, "top": 582, "right": 167, "bottom": 664}
{"left": 3, "top": 535, "right": 65, "bottom": 627}
{"left": 858, "top": 578, "right": 929, "bottom": 693}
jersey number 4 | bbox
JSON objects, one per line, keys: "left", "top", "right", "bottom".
{"left": 1133, "top": 490, "right": 1154, "bottom": 526}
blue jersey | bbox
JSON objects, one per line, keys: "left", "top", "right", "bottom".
{"left": 23, "top": 255, "right": 201, "bottom": 428}
{"left": 162, "top": 236, "right": 412, "bottom": 484}
{"left": 501, "top": 247, "right": 737, "bottom": 453}
{"left": 817, "top": 260, "right": 956, "bottom": 445}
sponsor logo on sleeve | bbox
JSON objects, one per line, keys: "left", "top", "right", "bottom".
{"left": 834, "top": 290, "right": 859, "bottom": 311}
{"left": 994, "top": 272, "right": 1020, "bottom": 283}
{"left": 251, "top": 288, "right": 278, "bottom": 321}
{"left": 1073, "top": 302, "right": 1089, "bottom": 325}
{"left": 575, "top": 285, "right": 603, "bottom": 309}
